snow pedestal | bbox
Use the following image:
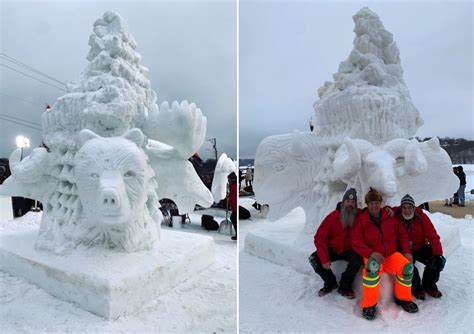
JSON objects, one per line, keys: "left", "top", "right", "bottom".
{"left": 244, "top": 210, "right": 461, "bottom": 303}
{"left": 0, "top": 229, "right": 214, "bottom": 319}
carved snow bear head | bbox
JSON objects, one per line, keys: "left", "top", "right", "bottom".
{"left": 75, "top": 128, "right": 151, "bottom": 227}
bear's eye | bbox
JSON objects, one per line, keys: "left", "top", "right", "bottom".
{"left": 124, "top": 171, "right": 135, "bottom": 177}
{"left": 90, "top": 173, "right": 99, "bottom": 179}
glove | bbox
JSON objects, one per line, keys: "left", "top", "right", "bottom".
{"left": 370, "top": 252, "right": 384, "bottom": 264}
{"left": 429, "top": 255, "right": 446, "bottom": 271}
{"left": 366, "top": 256, "right": 381, "bottom": 276}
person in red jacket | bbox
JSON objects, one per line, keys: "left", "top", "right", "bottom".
{"left": 227, "top": 172, "right": 238, "bottom": 241}
{"left": 394, "top": 194, "right": 445, "bottom": 300}
{"left": 351, "top": 188, "right": 418, "bottom": 320}
{"left": 309, "top": 188, "right": 362, "bottom": 299}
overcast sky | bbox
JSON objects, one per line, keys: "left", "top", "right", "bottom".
{"left": 240, "top": 1, "right": 473, "bottom": 158}
{"left": 0, "top": 0, "right": 236, "bottom": 160}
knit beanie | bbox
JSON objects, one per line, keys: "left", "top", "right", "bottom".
{"left": 365, "top": 187, "right": 382, "bottom": 203}
{"left": 343, "top": 188, "right": 357, "bottom": 202}
{"left": 400, "top": 194, "right": 415, "bottom": 207}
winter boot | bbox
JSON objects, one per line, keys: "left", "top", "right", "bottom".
{"left": 318, "top": 283, "right": 338, "bottom": 297}
{"left": 362, "top": 305, "right": 377, "bottom": 320}
{"left": 395, "top": 298, "right": 419, "bottom": 313}
{"left": 425, "top": 289, "right": 442, "bottom": 298}
{"left": 337, "top": 288, "right": 355, "bottom": 299}
{"left": 412, "top": 290, "right": 425, "bottom": 300}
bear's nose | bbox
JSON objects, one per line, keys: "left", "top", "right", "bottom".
{"left": 99, "top": 187, "right": 121, "bottom": 210}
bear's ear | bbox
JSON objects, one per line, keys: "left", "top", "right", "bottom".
{"left": 123, "top": 128, "right": 144, "bottom": 147}
{"left": 79, "top": 129, "right": 101, "bottom": 146}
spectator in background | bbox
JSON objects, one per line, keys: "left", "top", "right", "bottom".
{"left": 245, "top": 165, "right": 253, "bottom": 188}
{"left": 456, "top": 166, "right": 466, "bottom": 207}
{"left": 228, "top": 172, "right": 238, "bottom": 241}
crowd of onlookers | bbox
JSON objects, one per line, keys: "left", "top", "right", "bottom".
{"left": 445, "top": 166, "right": 467, "bottom": 207}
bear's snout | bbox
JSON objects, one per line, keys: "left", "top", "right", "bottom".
{"left": 99, "top": 187, "right": 121, "bottom": 211}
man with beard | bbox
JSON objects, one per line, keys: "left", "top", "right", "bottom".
{"left": 352, "top": 188, "right": 418, "bottom": 320}
{"left": 309, "top": 188, "right": 362, "bottom": 299}
{"left": 394, "top": 194, "right": 445, "bottom": 300}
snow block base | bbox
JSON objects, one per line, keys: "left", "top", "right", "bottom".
{"left": 245, "top": 215, "right": 460, "bottom": 304}
{"left": 0, "top": 229, "right": 214, "bottom": 319}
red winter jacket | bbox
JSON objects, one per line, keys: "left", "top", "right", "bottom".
{"left": 314, "top": 203, "right": 361, "bottom": 265}
{"left": 228, "top": 182, "right": 237, "bottom": 212}
{"left": 351, "top": 209, "right": 411, "bottom": 259}
{"left": 393, "top": 206, "right": 443, "bottom": 256}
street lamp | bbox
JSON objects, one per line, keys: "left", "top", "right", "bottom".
{"left": 16, "top": 135, "right": 30, "bottom": 160}
{"left": 15, "top": 135, "right": 39, "bottom": 212}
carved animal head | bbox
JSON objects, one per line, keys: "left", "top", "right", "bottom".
{"left": 397, "top": 137, "right": 458, "bottom": 204}
{"left": 75, "top": 128, "right": 152, "bottom": 227}
{"left": 332, "top": 137, "right": 427, "bottom": 206}
{"left": 254, "top": 131, "right": 322, "bottom": 220}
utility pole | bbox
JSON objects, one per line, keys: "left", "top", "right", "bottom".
{"left": 208, "top": 138, "right": 218, "bottom": 161}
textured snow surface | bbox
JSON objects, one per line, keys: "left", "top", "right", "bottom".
{"left": 239, "top": 196, "right": 474, "bottom": 332}
{"left": 0, "top": 11, "right": 214, "bottom": 253}
{"left": 0, "top": 209, "right": 236, "bottom": 332}
{"left": 254, "top": 7, "right": 458, "bottom": 235}
{"left": 0, "top": 226, "right": 214, "bottom": 319}
{"left": 211, "top": 153, "right": 237, "bottom": 202}
{"left": 313, "top": 7, "right": 423, "bottom": 143}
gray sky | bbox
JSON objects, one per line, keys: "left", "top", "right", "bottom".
{"left": 240, "top": 1, "right": 473, "bottom": 158}
{"left": 0, "top": 0, "right": 237, "bottom": 160}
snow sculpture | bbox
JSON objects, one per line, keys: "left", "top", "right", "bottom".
{"left": 254, "top": 7, "right": 458, "bottom": 233}
{"left": 313, "top": 7, "right": 423, "bottom": 144}
{"left": 211, "top": 153, "right": 237, "bottom": 202}
{"left": 74, "top": 128, "right": 158, "bottom": 251}
{"left": 0, "top": 11, "right": 213, "bottom": 253}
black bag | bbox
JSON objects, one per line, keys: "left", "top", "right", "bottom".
{"left": 239, "top": 206, "right": 251, "bottom": 220}
{"left": 201, "top": 214, "right": 219, "bottom": 231}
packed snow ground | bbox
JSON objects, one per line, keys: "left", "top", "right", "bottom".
{"left": 0, "top": 208, "right": 236, "bottom": 333}
{"left": 239, "top": 187, "right": 474, "bottom": 332}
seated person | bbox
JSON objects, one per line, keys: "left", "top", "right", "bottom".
{"left": 393, "top": 194, "right": 445, "bottom": 299}
{"left": 309, "top": 188, "right": 362, "bottom": 299}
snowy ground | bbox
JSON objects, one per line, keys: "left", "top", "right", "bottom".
{"left": 239, "top": 192, "right": 474, "bottom": 333}
{"left": 0, "top": 208, "right": 236, "bottom": 333}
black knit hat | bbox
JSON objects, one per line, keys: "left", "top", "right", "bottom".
{"left": 343, "top": 188, "right": 357, "bottom": 202}
{"left": 400, "top": 194, "right": 415, "bottom": 207}
{"left": 365, "top": 187, "right": 382, "bottom": 203}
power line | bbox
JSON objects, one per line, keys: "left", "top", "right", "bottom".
{"left": 217, "top": 142, "right": 236, "bottom": 150}
{"left": 0, "top": 91, "right": 43, "bottom": 107}
{"left": 0, "top": 113, "right": 41, "bottom": 126}
{"left": 0, "top": 53, "right": 67, "bottom": 87}
{"left": 0, "top": 63, "right": 67, "bottom": 92}
{"left": 205, "top": 136, "right": 236, "bottom": 150}
{"left": 0, "top": 116, "right": 42, "bottom": 131}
